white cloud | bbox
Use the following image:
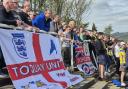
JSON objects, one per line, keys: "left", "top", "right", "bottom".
{"left": 84, "top": 0, "right": 128, "bottom": 32}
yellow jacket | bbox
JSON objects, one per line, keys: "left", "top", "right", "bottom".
{"left": 119, "top": 49, "right": 126, "bottom": 64}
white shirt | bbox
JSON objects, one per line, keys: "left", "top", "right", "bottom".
{"left": 114, "top": 44, "right": 120, "bottom": 58}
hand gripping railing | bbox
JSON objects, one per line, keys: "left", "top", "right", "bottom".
{"left": 0, "top": 24, "right": 99, "bottom": 72}
{"left": 0, "top": 23, "right": 58, "bottom": 36}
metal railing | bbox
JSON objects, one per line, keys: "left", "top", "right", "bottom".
{"left": 0, "top": 23, "right": 99, "bottom": 72}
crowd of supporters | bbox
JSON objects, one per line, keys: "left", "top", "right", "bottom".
{"left": 0, "top": 0, "right": 128, "bottom": 87}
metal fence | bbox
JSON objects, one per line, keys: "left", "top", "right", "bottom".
{"left": 0, "top": 23, "right": 100, "bottom": 72}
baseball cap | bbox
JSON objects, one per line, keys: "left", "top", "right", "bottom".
{"left": 120, "top": 42, "right": 125, "bottom": 45}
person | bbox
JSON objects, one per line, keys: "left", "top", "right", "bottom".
{"left": 114, "top": 40, "right": 121, "bottom": 77}
{"left": 104, "top": 35, "right": 111, "bottom": 73}
{"left": 29, "top": 11, "right": 37, "bottom": 20}
{"left": 0, "top": 0, "right": 22, "bottom": 26}
{"left": 95, "top": 32, "right": 107, "bottom": 80}
{"left": 61, "top": 26, "right": 72, "bottom": 68}
{"left": 126, "top": 42, "right": 128, "bottom": 69}
{"left": 79, "top": 27, "right": 87, "bottom": 42}
{"left": 32, "top": 9, "right": 52, "bottom": 32}
{"left": 50, "top": 15, "right": 60, "bottom": 32}
{"left": 18, "top": 0, "right": 32, "bottom": 26}
{"left": 68, "top": 21, "right": 75, "bottom": 38}
{"left": 58, "top": 23, "right": 67, "bottom": 37}
{"left": 0, "top": 0, "right": 22, "bottom": 78}
{"left": 119, "top": 42, "right": 126, "bottom": 86}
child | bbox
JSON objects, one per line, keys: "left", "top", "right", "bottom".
{"left": 119, "top": 42, "right": 126, "bottom": 86}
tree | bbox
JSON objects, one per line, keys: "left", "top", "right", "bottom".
{"left": 92, "top": 23, "right": 97, "bottom": 31}
{"left": 30, "top": 0, "right": 92, "bottom": 26}
{"left": 104, "top": 25, "right": 113, "bottom": 35}
{"left": 72, "top": 0, "right": 92, "bottom": 26}
{"left": 83, "top": 22, "right": 89, "bottom": 28}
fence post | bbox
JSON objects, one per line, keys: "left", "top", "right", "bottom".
{"left": 83, "top": 41, "right": 98, "bottom": 75}
{"left": 83, "top": 41, "right": 90, "bottom": 56}
{"left": 92, "top": 51, "right": 98, "bottom": 70}
{"left": 70, "top": 41, "right": 74, "bottom": 72}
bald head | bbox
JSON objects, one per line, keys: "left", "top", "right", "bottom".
{"left": 3, "top": 0, "right": 10, "bottom": 4}
{"left": 3, "top": 0, "right": 19, "bottom": 11}
{"left": 3, "top": 0, "right": 17, "bottom": 3}
{"left": 3, "top": 0, "right": 13, "bottom": 11}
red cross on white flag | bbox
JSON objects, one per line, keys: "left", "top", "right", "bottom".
{"left": 0, "top": 29, "right": 83, "bottom": 89}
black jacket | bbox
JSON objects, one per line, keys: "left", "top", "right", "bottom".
{"left": 0, "top": 6, "right": 17, "bottom": 26}
{"left": 95, "top": 39, "right": 106, "bottom": 55}
{"left": 19, "top": 11, "right": 32, "bottom": 26}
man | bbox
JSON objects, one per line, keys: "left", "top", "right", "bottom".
{"left": 119, "top": 42, "right": 126, "bottom": 86}
{"left": 61, "top": 26, "right": 72, "bottom": 68}
{"left": 79, "top": 27, "right": 86, "bottom": 42}
{"left": 0, "top": 0, "right": 22, "bottom": 78}
{"left": 12, "top": 0, "right": 39, "bottom": 31}
{"left": 114, "top": 41, "right": 120, "bottom": 76}
{"left": 95, "top": 32, "right": 107, "bottom": 81}
{"left": 0, "top": 0, "right": 22, "bottom": 26}
{"left": 29, "top": 11, "right": 37, "bottom": 20}
{"left": 19, "top": 0, "right": 32, "bottom": 26}
{"left": 68, "top": 21, "right": 78, "bottom": 40}
{"left": 50, "top": 15, "right": 60, "bottom": 32}
{"left": 32, "top": 9, "right": 52, "bottom": 32}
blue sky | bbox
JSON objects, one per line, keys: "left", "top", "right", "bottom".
{"left": 84, "top": 0, "right": 128, "bottom": 32}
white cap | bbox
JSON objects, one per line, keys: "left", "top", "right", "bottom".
{"left": 120, "top": 42, "right": 125, "bottom": 46}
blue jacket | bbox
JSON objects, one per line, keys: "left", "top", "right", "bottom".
{"left": 32, "top": 13, "right": 51, "bottom": 32}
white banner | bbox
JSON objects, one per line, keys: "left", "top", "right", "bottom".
{"left": 75, "top": 43, "right": 95, "bottom": 76}
{"left": 0, "top": 28, "right": 83, "bottom": 89}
